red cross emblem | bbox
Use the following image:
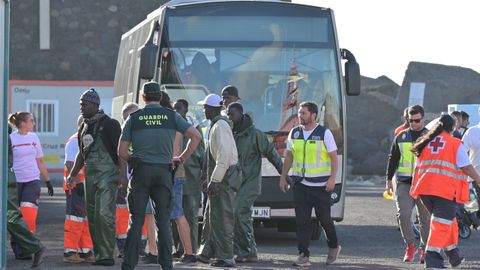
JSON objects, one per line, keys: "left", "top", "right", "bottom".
{"left": 428, "top": 136, "right": 445, "bottom": 154}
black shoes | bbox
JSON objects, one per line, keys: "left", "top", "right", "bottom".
{"left": 31, "top": 246, "right": 47, "bottom": 268}
{"left": 179, "top": 255, "right": 197, "bottom": 264}
{"left": 210, "top": 259, "right": 235, "bottom": 267}
{"left": 141, "top": 253, "right": 158, "bottom": 264}
{"left": 92, "top": 259, "right": 115, "bottom": 266}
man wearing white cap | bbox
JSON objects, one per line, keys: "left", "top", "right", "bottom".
{"left": 197, "top": 94, "right": 242, "bottom": 268}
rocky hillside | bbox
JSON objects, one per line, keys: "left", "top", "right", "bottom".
{"left": 346, "top": 62, "right": 480, "bottom": 175}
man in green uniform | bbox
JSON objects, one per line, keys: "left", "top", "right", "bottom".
{"left": 67, "top": 88, "right": 122, "bottom": 266}
{"left": 226, "top": 102, "right": 283, "bottom": 263}
{"left": 7, "top": 126, "right": 47, "bottom": 268}
{"left": 118, "top": 82, "right": 201, "bottom": 270}
{"left": 197, "top": 94, "right": 242, "bottom": 268}
{"left": 173, "top": 99, "right": 205, "bottom": 256}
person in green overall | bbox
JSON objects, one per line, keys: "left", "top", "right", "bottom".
{"left": 197, "top": 94, "right": 242, "bottom": 268}
{"left": 6, "top": 125, "right": 47, "bottom": 268}
{"left": 67, "top": 88, "right": 122, "bottom": 266}
{"left": 226, "top": 102, "right": 283, "bottom": 263}
{"left": 118, "top": 82, "right": 201, "bottom": 270}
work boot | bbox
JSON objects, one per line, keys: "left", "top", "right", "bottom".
{"left": 293, "top": 253, "right": 311, "bottom": 267}
{"left": 403, "top": 244, "right": 417, "bottom": 262}
{"left": 419, "top": 249, "right": 426, "bottom": 264}
{"left": 31, "top": 246, "right": 47, "bottom": 268}
{"left": 326, "top": 245, "right": 342, "bottom": 265}
{"left": 63, "top": 253, "right": 84, "bottom": 263}
{"left": 82, "top": 252, "right": 96, "bottom": 263}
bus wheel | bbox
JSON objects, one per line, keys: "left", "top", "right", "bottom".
{"left": 311, "top": 221, "right": 321, "bottom": 240}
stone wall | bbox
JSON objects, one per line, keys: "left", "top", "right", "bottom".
{"left": 10, "top": 0, "right": 167, "bottom": 80}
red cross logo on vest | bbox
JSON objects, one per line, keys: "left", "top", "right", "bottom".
{"left": 428, "top": 136, "right": 445, "bottom": 154}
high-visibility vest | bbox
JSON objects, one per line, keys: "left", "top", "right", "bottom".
{"left": 395, "top": 129, "right": 426, "bottom": 180}
{"left": 63, "top": 134, "right": 85, "bottom": 190}
{"left": 289, "top": 125, "right": 331, "bottom": 183}
{"left": 411, "top": 131, "right": 470, "bottom": 203}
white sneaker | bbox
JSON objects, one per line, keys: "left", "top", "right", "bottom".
{"left": 326, "top": 245, "right": 341, "bottom": 265}
{"left": 293, "top": 253, "right": 311, "bottom": 267}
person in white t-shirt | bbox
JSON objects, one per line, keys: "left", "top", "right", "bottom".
{"left": 8, "top": 112, "right": 53, "bottom": 234}
{"left": 279, "top": 102, "right": 341, "bottom": 267}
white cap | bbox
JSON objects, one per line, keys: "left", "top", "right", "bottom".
{"left": 198, "top": 94, "right": 222, "bottom": 107}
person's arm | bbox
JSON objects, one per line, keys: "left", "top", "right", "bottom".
{"left": 461, "top": 165, "right": 480, "bottom": 187}
{"left": 325, "top": 150, "right": 338, "bottom": 192}
{"left": 36, "top": 158, "right": 50, "bottom": 182}
{"left": 386, "top": 138, "right": 400, "bottom": 193}
{"left": 118, "top": 140, "right": 131, "bottom": 162}
{"left": 173, "top": 126, "right": 201, "bottom": 164}
{"left": 68, "top": 152, "right": 84, "bottom": 178}
{"left": 257, "top": 130, "right": 283, "bottom": 174}
{"left": 279, "top": 150, "right": 293, "bottom": 193}
{"left": 209, "top": 121, "right": 234, "bottom": 182}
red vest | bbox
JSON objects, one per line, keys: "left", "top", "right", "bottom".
{"left": 63, "top": 134, "right": 85, "bottom": 190}
{"left": 411, "top": 132, "right": 469, "bottom": 203}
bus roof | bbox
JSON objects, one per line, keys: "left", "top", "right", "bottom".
{"left": 121, "top": 0, "right": 329, "bottom": 40}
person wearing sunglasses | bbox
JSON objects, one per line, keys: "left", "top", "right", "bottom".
{"left": 385, "top": 105, "right": 431, "bottom": 264}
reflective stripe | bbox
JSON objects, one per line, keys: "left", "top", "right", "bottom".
{"left": 444, "top": 244, "right": 457, "bottom": 251}
{"left": 116, "top": 204, "right": 128, "bottom": 209}
{"left": 418, "top": 168, "right": 468, "bottom": 180}
{"left": 20, "top": 202, "right": 38, "bottom": 209}
{"left": 116, "top": 233, "right": 127, "bottom": 239}
{"left": 66, "top": 215, "right": 85, "bottom": 222}
{"left": 79, "top": 248, "right": 92, "bottom": 253}
{"left": 65, "top": 248, "right": 77, "bottom": 253}
{"left": 432, "top": 216, "right": 453, "bottom": 225}
{"left": 426, "top": 245, "right": 443, "bottom": 253}
{"left": 419, "top": 159, "right": 459, "bottom": 171}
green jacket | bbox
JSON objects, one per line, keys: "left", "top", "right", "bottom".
{"left": 183, "top": 125, "right": 205, "bottom": 195}
{"left": 233, "top": 114, "right": 283, "bottom": 195}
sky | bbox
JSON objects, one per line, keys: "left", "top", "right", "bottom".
{"left": 294, "top": 0, "right": 480, "bottom": 84}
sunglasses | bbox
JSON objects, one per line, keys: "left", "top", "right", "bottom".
{"left": 408, "top": 118, "right": 422, "bottom": 123}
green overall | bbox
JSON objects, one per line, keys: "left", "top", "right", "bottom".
{"left": 84, "top": 137, "right": 119, "bottom": 262}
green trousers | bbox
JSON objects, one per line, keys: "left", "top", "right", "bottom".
{"left": 199, "top": 165, "right": 241, "bottom": 260}
{"left": 122, "top": 164, "right": 173, "bottom": 270}
{"left": 233, "top": 193, "right": 258, "bottom": 258}
{"left": 7, "top": 170, "right": 44, "bottom": 256}
{"left": 85, "top": 164, "right": 118, "bottom": 261}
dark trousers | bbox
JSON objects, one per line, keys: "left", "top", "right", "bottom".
{"left": 293, "top": 183, "right": 338, "bottom": 257}
{"left": 121, "top": 164, "right": 173, "bottom": 270}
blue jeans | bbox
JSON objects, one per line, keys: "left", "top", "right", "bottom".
{"left": 170, "top": 177, "right": 185, "bottom": 219}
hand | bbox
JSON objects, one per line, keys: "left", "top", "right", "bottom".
{"left": 171, "top": 156, "right": 183, "bottom": 168}
{"left": 386, "top": 180, "right": 393, "bottom": 195}
{"left": 325, "top": 177, "right": 336, "bottom": 192}
{"left": 66, "top": 175, "right": 75, "bottom": 190}
{"left": 279, "top": 177, "right": 290, "bottom": 193}
{"left": 45, "top": 181, "right": 54, "bottom": 196}
{"left": 207, "top": 181, "right": 222, "bottom": 197}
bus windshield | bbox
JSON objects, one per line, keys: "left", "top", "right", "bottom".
{"left": 159, "top": 3, "right": 343, "bottom": 153}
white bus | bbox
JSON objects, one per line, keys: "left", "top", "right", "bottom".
{"left": 112, "top": 0, "right": 360, "bottom": 239}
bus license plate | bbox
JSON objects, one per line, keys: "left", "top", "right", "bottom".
{"left": 252, "top": 207, "right": 271, "bottom": 218}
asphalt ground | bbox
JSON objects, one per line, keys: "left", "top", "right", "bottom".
{"left": 6, "top": 183, "right": 480, "bottom": 269}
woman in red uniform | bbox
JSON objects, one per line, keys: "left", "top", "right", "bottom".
{"left": 410, "top": 114, "right": 480, "bottom": 269}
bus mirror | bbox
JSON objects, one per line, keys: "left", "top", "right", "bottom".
{"left": 139, "top": 21, "right": 159, "bottom": 80}
{"left": 341, "top": 49, "right": 361, "bottom": 96}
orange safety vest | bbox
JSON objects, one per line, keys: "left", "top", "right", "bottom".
{"left": 411, "top": 131, "right": 469, "bottom": 203}
{"left": 63, "top": 134, "right": 85, "bottom": 190}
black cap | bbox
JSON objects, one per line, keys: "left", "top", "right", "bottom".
{"left": 80, "top": 88, "right": 100, "bottom": 105}
{"left": 221, "top": 85, "right": 240, "bottom": 98}
{"left": 142, "top": 82, "right": 161, "bottom": 94}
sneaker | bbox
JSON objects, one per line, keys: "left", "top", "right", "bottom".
{"left": 197, "top": 254, "right": 211, "bottom": 264}
{"left": 235, "top": 256, "right": 258, "bottom": 263}
{"left": 31, "top": 247, "right": 47, "bottom": 268}
{"left": 172, "top": 251, "right": 183, "bottom": 258}
{"left": 179, "top": 255, "right": 197, "bottom": 264}
{"left": 63, "top": 253, "right": 85, "bottom": 263}
{"left": 293, "top": 253, "right": 311, "bottom": 267}
{"left": 141, "top": 253, "right": 158, "bottom": 264}
{"left": 82, "top": 253, "right": 96, "bottom": 263}
{"left": 419, "top": 249, "right": 426, "bottom": 264}
{"left": 326, "top": 245, "right": 341, "bottom": 265}
{"left": 403, "top": 244, "right": 418, "bottom": 262}
{"left": 210, "top": 259, "right": 235, "bottom": 267}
